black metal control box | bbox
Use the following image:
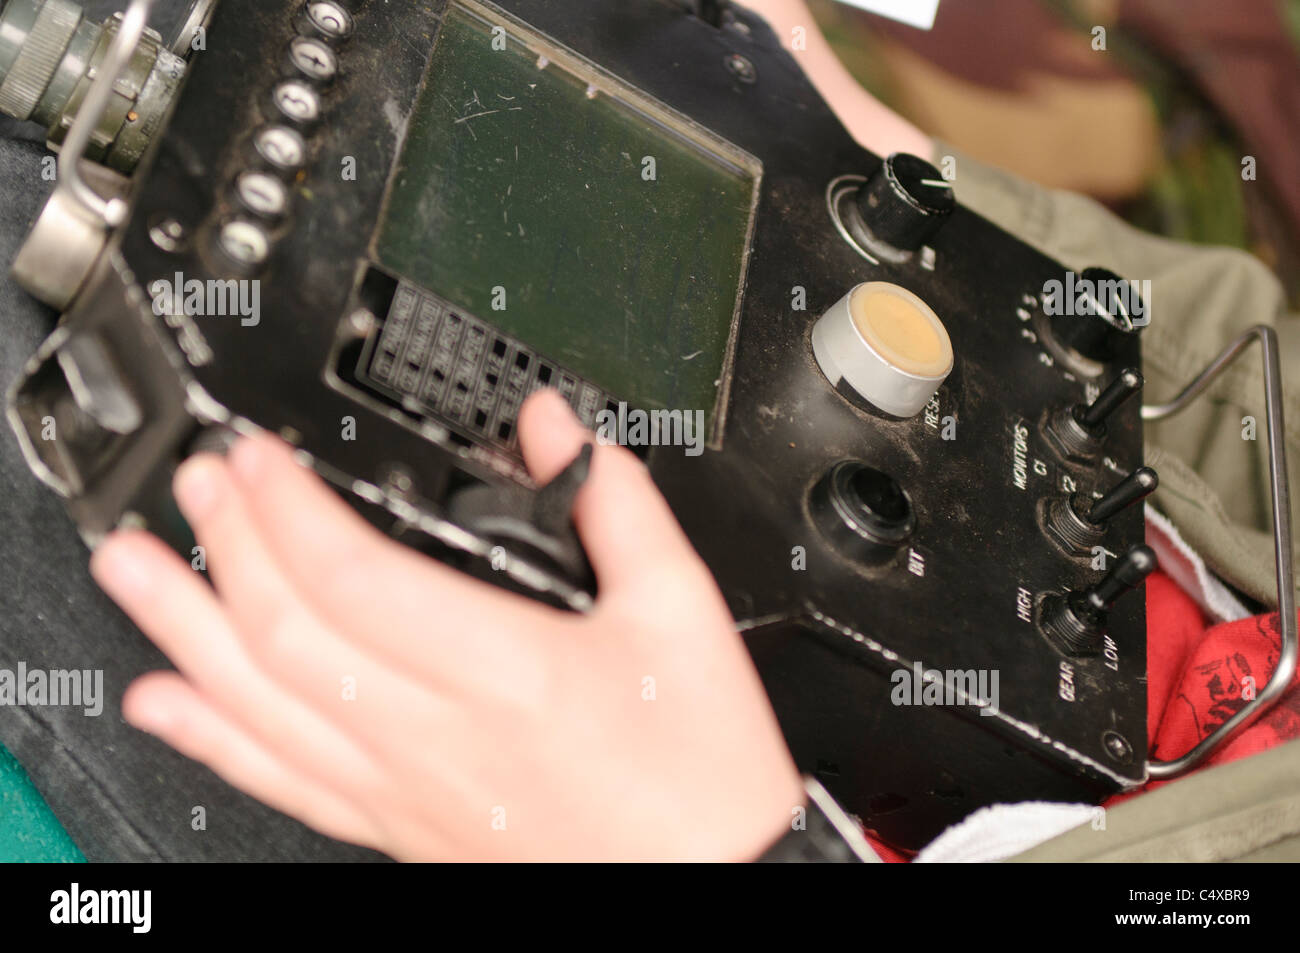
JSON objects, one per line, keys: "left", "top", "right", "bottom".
{"left": 10, "top": 0, "right": 1150, "bottom": 850}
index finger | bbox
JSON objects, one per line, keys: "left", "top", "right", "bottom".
{"left": 226, "top": 434, "right": 563, "bottom": 690}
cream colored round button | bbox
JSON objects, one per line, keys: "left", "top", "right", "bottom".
{"left": 811, "top": 282, "right": 953, "bottom": 417}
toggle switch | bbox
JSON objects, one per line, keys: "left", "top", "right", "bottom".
{"left": 1044, "top": 368, "right": 1143, "bottom": 462}
{"left": 1086, "top": 466, "right": 1159, "bottom": 524}
{"left": 1044, "top": 466, "right": 1158, "bottom": 555}
{"left": 1038, "top": 545, "right": 1158, "bottom": 657}
{"left": 811, "top": 282, "right": 954, "bottom": 418}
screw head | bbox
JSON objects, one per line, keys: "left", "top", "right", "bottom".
{"left": 385, "top": 466, "right": 415, "bottom": 496}
{"left": 348, "top": 309, "right": 376, "bottom": 336}
{"left": 724, "top": 53, "right": 757, "bottom": 84}
{"left": 149, "top": 215, "right": 187, "bottom": 252}
{"left": 1102, "top": 730, "right": 1134, "bottom": 763}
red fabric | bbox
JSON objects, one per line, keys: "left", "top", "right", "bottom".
{"left": 1138, "top": 570, "right": 1300, "bottom": 780}
{"left": 869, "top": 570, "right": 1300, "bottom": 862}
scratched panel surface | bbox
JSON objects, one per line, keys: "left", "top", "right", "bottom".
{"left": 107, "top": 0, "right": 1150, "bottom": 849}
{"left": 376, "top": 2, "right": 755, "bottom": 416}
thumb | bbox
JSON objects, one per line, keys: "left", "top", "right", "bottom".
{"left": 517, "top": 389, "right": 704, "bottom": 594}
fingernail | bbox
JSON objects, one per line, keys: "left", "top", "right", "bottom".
{"left": 125, "top": 700, "right": 172, "bottom": 735}
{"left": 550, "top": 390, "right": 580, "bottom": 422}
{"left": 530, "top": 387, "right": 576, "bottom": 420}
{"left": 229, "top": 435, "right": 269, "bottom": 485}
{"left": 90, "top": 535, "right": 152, "bottom": 598}
{"left": 174, "top": 456, "right": 224, "bottom": 520}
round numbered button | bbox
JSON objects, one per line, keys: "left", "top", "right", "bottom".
{"left": 302, "top": 1, "right": 354, "bottom": 42}
{"left": 272, "top": 79, "right": 322, "bottom": 125}
{"left": 219, "top": 220, "right": 271, "bottom": 268}
{"left": 235, "top": 170, "right": 290, "bottom": 220}
{"left": 288, "top": 35, "right": 339, "bottom": 83}
{"left": 253, "top": 125, "right": 307, "bottom": 173}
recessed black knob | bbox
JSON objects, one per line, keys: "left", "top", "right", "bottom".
{"left": 811, "top": 461, "right": 915, "bottom": 565}
{"left": 1038, "top": 545, "right": 1158, "bottom": 656}
{"left": 853, "top": 153, "right": 955, "bottom": 254}
{"left": 1048, "top": 267, "right": 1145, "bottom": 362}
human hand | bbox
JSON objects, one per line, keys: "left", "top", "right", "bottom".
{"left": 90, "top": 389, "right": 804, "bottom": 861}
{"left": 741, "top": 0, "right": 932, "bottom": 158}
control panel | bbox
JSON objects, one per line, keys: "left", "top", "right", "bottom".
{"left": 8, "top": 0, "right": 1155, "bottom": 851}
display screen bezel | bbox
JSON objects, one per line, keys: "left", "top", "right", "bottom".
{"left": 366, "top": 0, "right": 764, "bottom": 452}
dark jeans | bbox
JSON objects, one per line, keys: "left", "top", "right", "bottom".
{"left": 0, "top": 4, "right": 379, "bottom": 859}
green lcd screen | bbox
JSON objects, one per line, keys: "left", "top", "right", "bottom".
{"left": 375, "top": 1, "right": 759, "bottom": 421}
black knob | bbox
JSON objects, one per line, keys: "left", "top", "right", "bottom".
{"left": 1048, "top": 267, "right": 1145, "bottom": 362}
{"left": 1085, "top": 466, "right": 1159, "bottom": 525}
{"left": 1076, "top": 368, "right": 1144, "bottom": 433}
{"left": 1039, "top": 545, "right": 1158, "bottom": 656}
{"left": 853, "top": 153, "right": 955, "bottom": 253}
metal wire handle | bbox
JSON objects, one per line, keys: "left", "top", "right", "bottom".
{"left": 57, "top": 0, "right": 157, "bottom": 227}
{"left": 1143, "top": 325, "right": 1297, "bottom": 779}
